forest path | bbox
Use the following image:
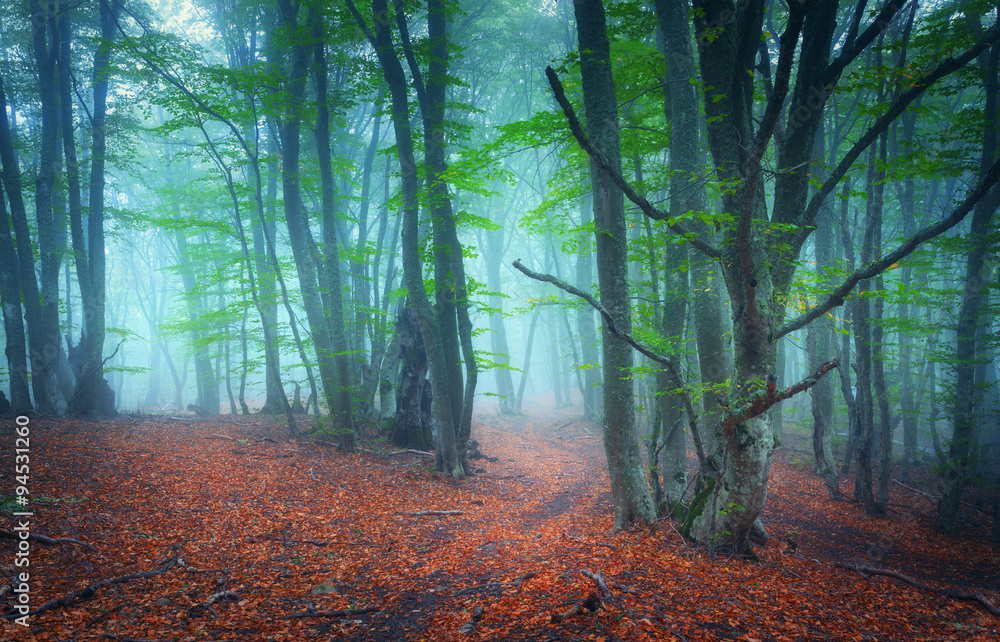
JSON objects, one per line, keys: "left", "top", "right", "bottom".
{"left": 1, "top": 406, "right": 997, "bottom": 641}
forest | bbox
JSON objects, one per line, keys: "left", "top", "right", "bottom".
{"left": 2, "top": 0, "right": 1000, "bottom": 639}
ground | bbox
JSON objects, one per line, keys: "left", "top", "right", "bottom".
{"left": 1, "top": 398, "right": 998, "bottom": 641}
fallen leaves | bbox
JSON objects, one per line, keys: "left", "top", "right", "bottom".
{"left": 0, "top": 410, "right": 997, "bottom": 641}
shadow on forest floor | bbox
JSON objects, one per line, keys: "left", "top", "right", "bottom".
{"left": 1, "top": 398, "right": 998, "bottom": 641}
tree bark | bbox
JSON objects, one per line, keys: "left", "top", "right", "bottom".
{"left": 71, "top": 0, "right": 121, "bottom": 418}
{"left": 0, "top": 75, "right": 33, "bottom": 413}
{"left": 0, "top": 178, "right": 30, "bottom": 413}
{"left": 575, "top": 190, "right": 603, "bottom": 421}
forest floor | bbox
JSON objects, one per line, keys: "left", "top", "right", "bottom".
{"left": 1, "top": 399, "right": 998, "bottom": 641}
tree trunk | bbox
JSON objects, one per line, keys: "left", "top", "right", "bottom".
{"left": 940, "top": 37, "right": 1000, "bottom": 533}
{"left": 483, "top": 227, "right": 517, "bottom": 415}
{"left": 0, "top": 75, "right": 33, "bottom": 414}
{"left": 347, "top": 0, "right": 461, "bottom": 477}
{"left": 391, "top": 305, "right": 434, "bottom": 450}
{"left": 575, "top": 0, "right": 655, "bottom": 529}
{"left": 575, "top": 190, "right": 602, "bottom": 421}
{"left": 513, "top": 306, "right": 541, "bottom": 416}
{"left": 311, "top": 4, "right": 354, "bottom": 449}
{"left": 28, "top": 1, "right": 68, "bottom": 416}
{"left": 0, "top": 178, "right": 30, "bottom": 413}
{"left": 71, "top": 0, "right": 120, "bottom": 418}
{"left": 807, "top": 122, "right": 839, "bottom": 497}
{"left": 254, "top": 134, "right": 284, "bottom": 414}
{"left": 271, "top": 0, "right": 346, "bottom": 441}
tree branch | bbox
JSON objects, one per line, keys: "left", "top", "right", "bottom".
{"left": 778, "top": 154, "right": 1000, "bottom": 339}
{"left": 544, "top": 67, "right": 721, "bottom": 260}
{"left": 826, "top": 0, "right": 906, "bottom": 82}
{"left": 720, "top": 360, "right": 840, "bottom": 433}
{"left": 834, "top": 562, "right": 1000, "bottom": 616}
{"left": 512, "top": 259, "right": 707, "bottom": 464}
{"left": 802, "top": 21, "right": 1000, "bottom": 235}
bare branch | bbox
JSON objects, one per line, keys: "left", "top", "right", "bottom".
{"left": 543, "top": 67, "right": 721, "bottom": 260}
{"left": 778, "top": 154, "right": 1000, "bottom": 339}
{"left": 512, "top": 259, "right": 707, "bottom": 464}
{"left": 803, "top": 21, "right": 1000, "bottom": 234}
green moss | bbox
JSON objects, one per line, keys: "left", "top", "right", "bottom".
{"left": 678, "top": 476, "right": 715, "bottom": 541}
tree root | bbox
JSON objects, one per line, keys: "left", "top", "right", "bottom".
{"left": 1, "top": 544, "right": 183, "bottom": 620}
{"left": 835, "top": 562, "right": 1000, "bottom": 616}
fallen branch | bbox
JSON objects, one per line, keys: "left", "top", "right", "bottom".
{"left": 580, "top": 569, "right": 612, "bottom": 598}
{"left": 402, "top": 510, "right": 463, "bottom": 517}
{"left": 0, "top": 529, "right": 97, "bottom": 551}
{"left": 891, "top": 478, "right": 989, "bottom": 515}
{"left": 550, "top": 592, "right": 601, "bottom": 624}
{"left": 552, "top": 418, "right": 578, "bottom": 433}
{"left": 1, "top": 545, "right": 183, "bottom": 620}
{"left": 281, "top": 604, "right": 380, "bottom": 619}
{"left": 358, "top": 447, "right": 434, "bottom": 457}
{"left": 82, "top": 601, "right": 127, "bottom": 631}
{"left": 204, "top": 434, "right": 235, "bottom": 441}
{"left": 834, "top": 562, "right": 1000, "bottom": 616}
{"left": 205, "top": 590, "right": 239, "bottom": 605}
{"left": 455, "top": 571, "right": 540, "bottom": 597}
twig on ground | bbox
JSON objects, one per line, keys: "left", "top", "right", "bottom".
{"left": 81, "top": 601, "right": 127, "bottom": 631}
{"left": 281, "top": 604, "right": 380, "bottom": 619}
{"left": 402, "top": 510, "right": 463, "bottom": 517}
{"left": 891, "top": 478, "right": 989, "bottom": 515}
{"left": 550, "top": 592, "right": 601, "bottom": 623}
{"left": 581, "top": 569, "right": 612, "bottom": 598}
{"left": 358, "top": 447, "right": 434, "bottom": 457}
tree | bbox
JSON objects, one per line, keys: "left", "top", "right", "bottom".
{"left": 939, "top": 32, "right": 1000, "bottom": 533}
{"left": 574, "top": 0, "right": 656, "bottom": 529}
{"left": 542, "top": 0, "right": 1000, "bottom": 550}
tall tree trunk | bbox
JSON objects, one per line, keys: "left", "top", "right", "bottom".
{"left": 271, "top": 0, "right": 345, "bottom": 440}
{"left": 575, "top": 0, "right": 656, "bottom": 529}
{"left": 939, "top": 37, "right": 1000, "bottom": 533}
{"left": 0, "top": 178, "right": 30, "bottom": 413}
{"left": 72, "top": 0, "right": 121, "bottom": 417}
{"left": 483, "top": 226, "right": 517, "bottom": 415}
{"left": 654, "top": 0, "right": 727, "bottom": 461}
{"left": 29, "top": 0, "right": 68, "bottom": 415}
{"left": 255, "top": 134, "right": 284, "bottom": 413}
{"left": 311, "top": 4, "right": 354, "bottom": 449}
{"left": 346, "top": 0, "right": 462, "bottom": 477}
